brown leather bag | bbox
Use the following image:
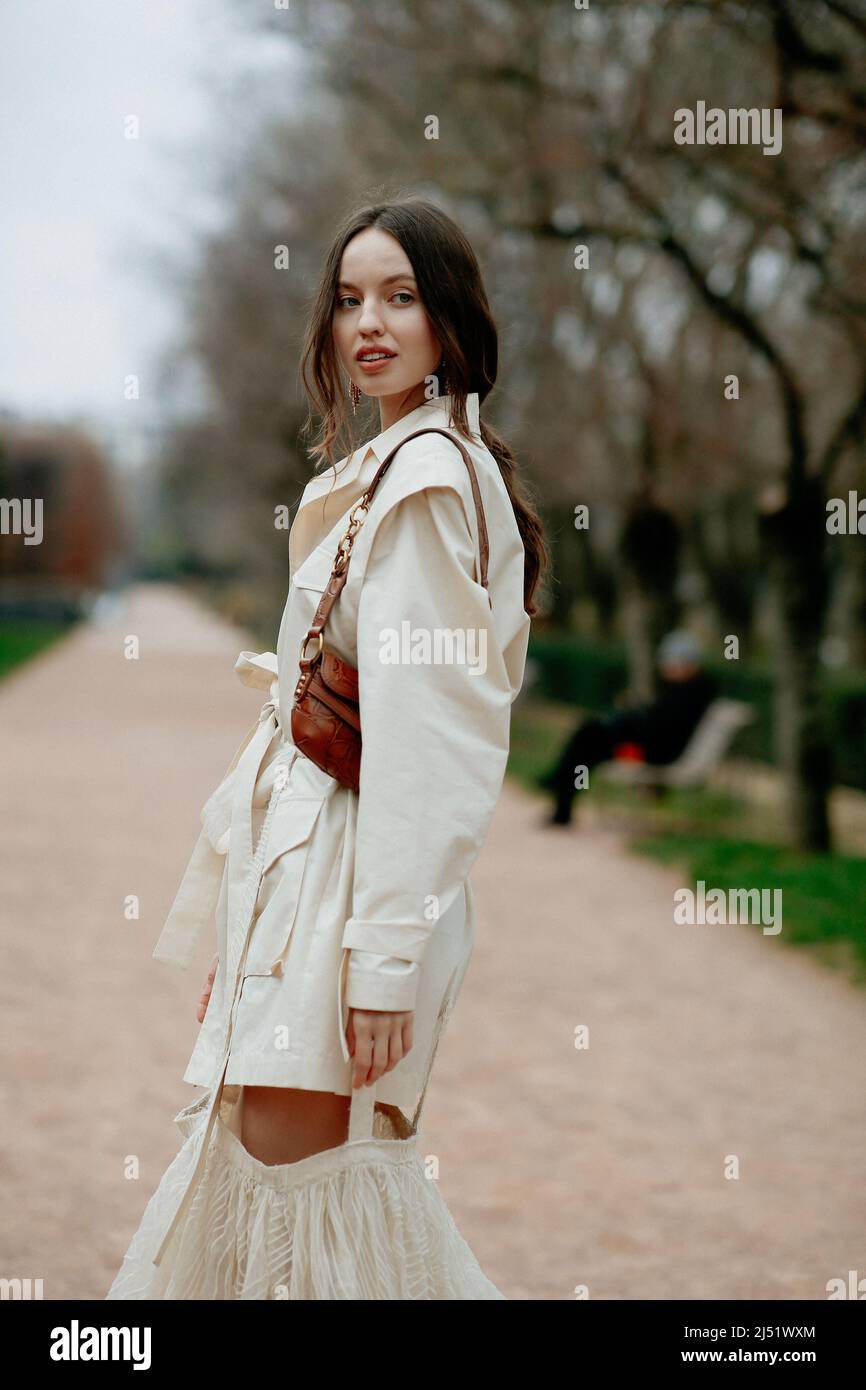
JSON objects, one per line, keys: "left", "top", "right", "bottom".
{"left": 290, "top": 426, "right": 492, "bottom": 792}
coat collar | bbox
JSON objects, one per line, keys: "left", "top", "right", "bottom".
{"left": 290, "top": 392, "right": 481, "bottom": 570}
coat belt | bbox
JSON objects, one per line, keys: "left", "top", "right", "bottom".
{"left": 152, "top": 650, "right": 286, "bottom": 972}
{"left": 150, "top": 649, "right": 297, "bottom": 1266}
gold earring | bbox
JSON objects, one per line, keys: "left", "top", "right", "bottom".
{"left": 439, "top": 359, "right": 451, "bottom": 397}
{"left": 350, "top": 379, "right": 361, "bottom": 413}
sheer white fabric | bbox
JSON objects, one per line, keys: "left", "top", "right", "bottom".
{"left": 105, "top": 1097, "right": 504, "bottom": 1301}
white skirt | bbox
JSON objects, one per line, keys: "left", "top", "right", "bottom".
{"left": 105, "top": 1087, "right": 504, "bottom": 1300}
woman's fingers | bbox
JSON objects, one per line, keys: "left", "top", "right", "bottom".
{"left": 347, "top": 1009, "right": 413, "bottom": 1088}
{"left": 349, "top": 1012, "right": 373, "bottom": 1089}
{"left": 196, "top": 953, "right": 219, "bottom": 1024}
{"left": 196, "top": 983, "right": 211, "bottom": 1024}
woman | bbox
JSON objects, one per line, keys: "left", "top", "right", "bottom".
{"left": 106, "top": 197, "right": 548, "bottom": 1299}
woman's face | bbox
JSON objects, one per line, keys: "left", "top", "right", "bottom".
{"left": 332, "top": 227, "right": 442, "bottom": 420}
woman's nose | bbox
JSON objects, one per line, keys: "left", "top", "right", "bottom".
{"left": 357, "top": 299, "right": 385, "bottom": 331}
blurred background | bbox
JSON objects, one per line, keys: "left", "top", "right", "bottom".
{"left": 4, "top": 0, "right": 866, "bottom": 955}
{"left": 3, "top": 0, "right": 866, "bottom": 1301}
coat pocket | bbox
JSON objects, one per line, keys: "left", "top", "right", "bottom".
{"left": 243, "top": 794, "right": 325, "bottom": 978}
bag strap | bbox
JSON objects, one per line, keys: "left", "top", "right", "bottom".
{"left": 297, "top": 426, "right": 492, "bottom": 676}
{"left": 347, "top": 959, "right": 462, "bottom": 1144}
{"left": 366, "top": 426, "right": 491, "bottom": 591}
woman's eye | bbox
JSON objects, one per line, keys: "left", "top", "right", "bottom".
{"left": 336, "top": 291, "right": 414, "bottom": 309}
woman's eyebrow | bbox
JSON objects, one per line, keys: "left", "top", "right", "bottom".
{"left": 337, "top": 273, "right": 417, "bottom": 290}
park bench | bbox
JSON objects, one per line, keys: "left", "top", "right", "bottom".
{"left": 598, "top": 697, "right": 756, "bottom": 792}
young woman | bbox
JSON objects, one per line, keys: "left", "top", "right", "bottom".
{"left": 106, "top": 197, "right": 548, "bottom": 1300}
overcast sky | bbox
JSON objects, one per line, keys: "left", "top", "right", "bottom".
{"left": 1, "top": 0, "right": 297, "bottom": 452}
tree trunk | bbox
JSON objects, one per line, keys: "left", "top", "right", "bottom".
{"left": 621, "top": 575, "right": 679, "bottom": 702}
{"left": 760, "top": 477, "right": 834, "bottom": 852}
{"left": 824, "top": 533, "right": 866, "bottom": 669}
{"left": 619, "top": 499, "right": 682, "bottom": 701}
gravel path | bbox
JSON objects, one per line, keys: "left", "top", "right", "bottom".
{"left": 2, "top": 584, "right": 863, "bottom": 1300}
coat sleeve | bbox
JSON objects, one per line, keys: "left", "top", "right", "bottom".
{"left": 341, "top": 477, "right": 514, "bottom": 1013}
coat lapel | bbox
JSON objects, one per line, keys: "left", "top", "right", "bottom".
{"left": 289, "top": 393, "right": 481, "bottom": 576}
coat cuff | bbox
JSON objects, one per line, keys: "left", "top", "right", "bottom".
{"left": 345, "top": 952, "right": 421, "bottom": 1012}
{"left": 341, "top": 916, "right": 431, "bottom": 962}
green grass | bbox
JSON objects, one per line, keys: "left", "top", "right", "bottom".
{"left": 509, "top": 695, "right": 866, "bottom": 986}
{"left": 631, "top": 833, "right": 866, "bottom": 983}
{"left": 0, "top": 622, "right": 75, "bottom": 680}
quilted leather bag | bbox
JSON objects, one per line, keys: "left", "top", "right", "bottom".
{"left": 291, "top": 425, "right": 491, "bottom": 791}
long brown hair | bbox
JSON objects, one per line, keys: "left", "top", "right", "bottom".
{"left": 299, "top": 197, "right": 548, "bottom": 616}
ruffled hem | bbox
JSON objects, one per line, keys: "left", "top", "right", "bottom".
{"left": 105, "top": 1104, "right": 504, "bottom": 1300}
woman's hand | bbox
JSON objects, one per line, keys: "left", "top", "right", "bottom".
{"left": 346, "top": 1008, "right": 414, "bottom": 1089}
{"left": 196, "top": 953, "right": 218, "bottom": 1024}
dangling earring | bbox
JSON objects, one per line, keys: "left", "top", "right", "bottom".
{"left": 438, "top": 358, "right": 451, "bottom": 397}
{"left": 349, "top": 379, "right": 361, "bottom": 414}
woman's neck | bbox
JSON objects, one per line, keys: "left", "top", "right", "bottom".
{"left": 377, "top": 382, "right": 433, "bottom": 433}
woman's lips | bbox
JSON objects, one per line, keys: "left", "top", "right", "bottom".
{"left": 356, "top": 353, "right": 396, "bottom": 374}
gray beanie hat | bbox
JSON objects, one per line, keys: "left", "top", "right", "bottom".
{"left": 656, "top": 629, "right": 703, "bottom": 665}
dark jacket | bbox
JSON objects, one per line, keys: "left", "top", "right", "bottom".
{"left": 605, "top": 670, "right": 718, "bottom": 764}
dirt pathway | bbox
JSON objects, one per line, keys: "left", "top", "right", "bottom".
{"left": 2, "top": 584, "right": 863, "bottom": 1300}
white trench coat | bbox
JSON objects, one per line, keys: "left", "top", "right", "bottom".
{"left": 149, "top": 391, "right": 530, "bottom": 1263}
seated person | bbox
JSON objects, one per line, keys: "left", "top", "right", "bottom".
{"left": 539, "top": 630, "right": 718, "bottom": 826}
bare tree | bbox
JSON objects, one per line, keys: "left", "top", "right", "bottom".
{"left": 206, "top": 0, "right": 866, "bottom": 848}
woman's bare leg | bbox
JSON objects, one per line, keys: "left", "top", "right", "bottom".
{"left": 239, "top": 1085, "right": 353, "bottom": 1165}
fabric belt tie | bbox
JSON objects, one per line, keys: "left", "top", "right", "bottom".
{"left": 151, "top": 650, "right": 296, "bottom": 1266}
{"left": 152, "top": 650, "right": 285, "bottom": 972}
